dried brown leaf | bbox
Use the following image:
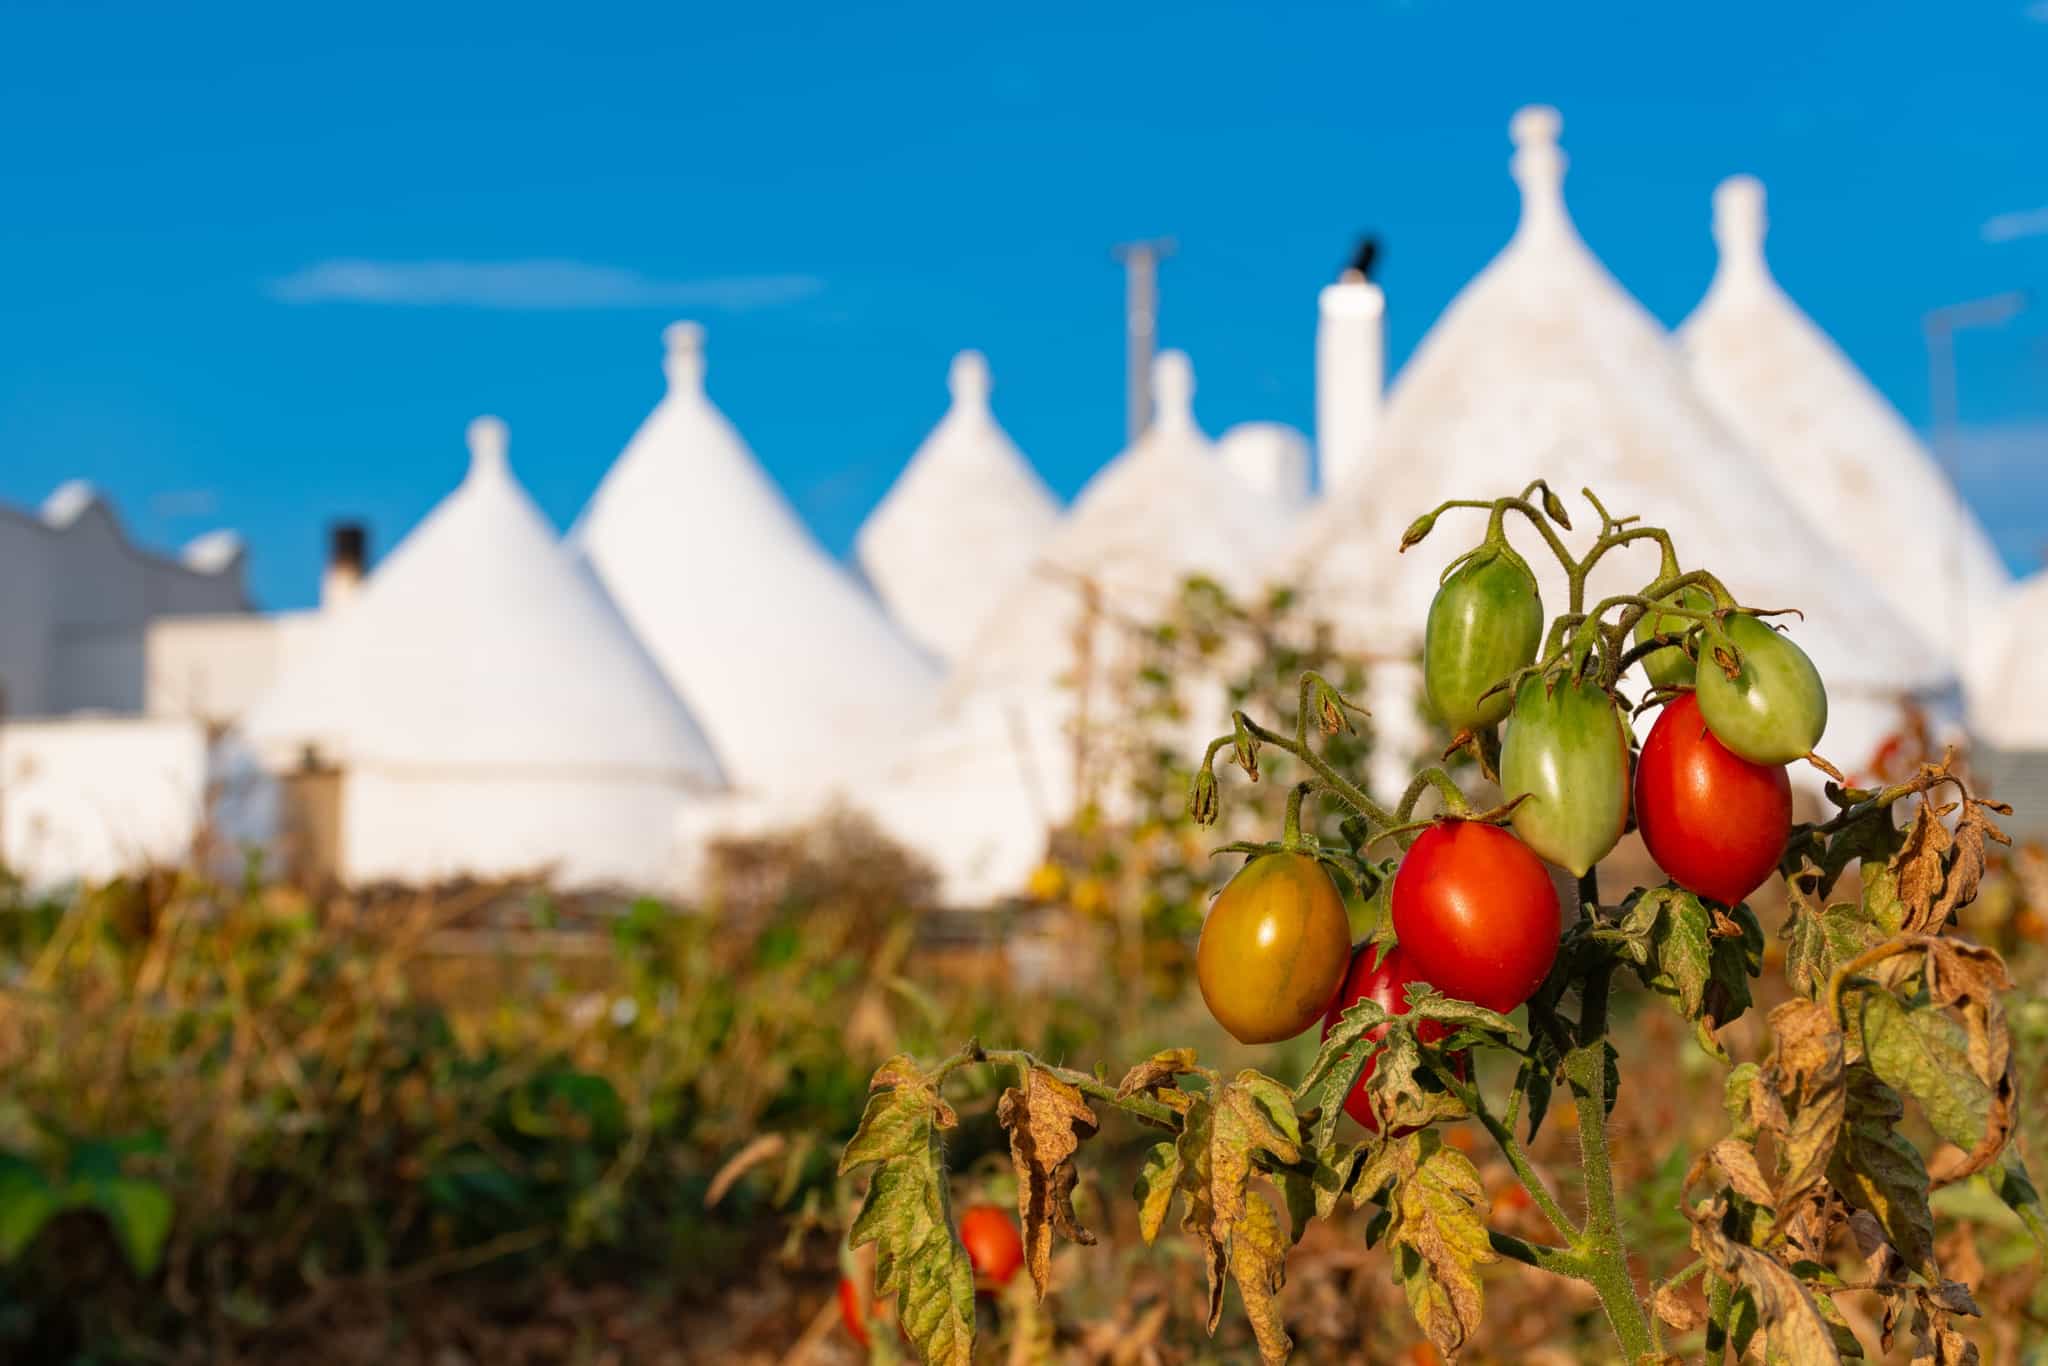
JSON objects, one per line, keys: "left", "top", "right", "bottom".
{"left": 1654, "top": 1279, "right": 1707, "bottom": 1334}
{"left": 1228, "top": 1190, "right": 1293, "bottom": 1365}
{"left": 1762, "top": 999, "right": 1846, "bottom": 1209}
{"left": 997, "top": 1066, "right": 1101, "bottom": 1298}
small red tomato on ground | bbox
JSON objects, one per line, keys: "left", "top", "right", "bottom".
{"left": 1319, "top": 943, "right": 1467, "bottom": 1134}
{"left": 837, "top": 1275, "right": 892, "bottom": 1347}
{"left": 1390, "top": 821, "right": 1561, "bottom": 1013}
{"left": 958, "top": 1204, "right": 1024, "bottom": 1288}
{"left": 1634, "top": 691, "right": 1792, "bottom": 906}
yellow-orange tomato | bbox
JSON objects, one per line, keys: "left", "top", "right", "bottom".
{"left": 1196, "top": 853, "right": 1351, "bottom": 1044}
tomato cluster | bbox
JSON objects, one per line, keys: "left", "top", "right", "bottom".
{"left": 1191, "top": 555, "right": 1830, "bottom": 1133}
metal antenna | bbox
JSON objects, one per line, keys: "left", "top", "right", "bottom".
{"left": 1113, "top": 238, "right": 1176, "bottom": 445}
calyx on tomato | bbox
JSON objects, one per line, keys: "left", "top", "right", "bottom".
{"left": 1634, "top": 691, "right": 1791, "bottom": 906}
{"left": 1196, "top": 852, "right": 1352, "bottom": 1044}
{"left": 1633, "top": 584, "right": 1714, "bottom": 688}
{"left": 1423, "top": 548, "right": 1544, "bottom": 733}
{"left": 1694, "top": 613, "right": 1828, "bottom": 765}
{"left": 1389, "top": 820, "right": 1560, "bottom": 1013}
{"left": 1499, "top": 672, "right": 1633, "bottom": 876}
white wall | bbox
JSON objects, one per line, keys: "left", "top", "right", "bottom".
{"left": 147, "top": 611, "right": 324, "bottom": 723}
{"left": 0, "top": 715, "right": 275, "bottom": 889}
{"left": 340, "top": 767, "right": 694, "bottom": 891}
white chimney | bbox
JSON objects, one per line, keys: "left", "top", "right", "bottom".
{"left": 1315, "top": 270, "right": 1384, "bottom": 492}
{"left": 321, "top": 521, "right": 368, "bottom": 610}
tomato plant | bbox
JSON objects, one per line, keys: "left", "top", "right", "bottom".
{"left": 1499, "top": 671, "right": 1632, "bottom": 876}
{"left": 1195, "top": 851, "right": 1352, "bottom": 1044}
{"left": 1390, "top": 819, "right": 1561, "bottom": 1013}
{"left": 1693, "top": 611, "right": 1828, "bottom": 764}
{"left": 1320, "top": 942, "right": 1465, "bottom": 1134}
{"left": 841, "top": 483, "right": 2036, "bottom": 1366}
{"left": 1635, "top": 690, "right": 1792, "bottom": 906}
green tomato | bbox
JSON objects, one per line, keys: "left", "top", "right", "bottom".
{"left": 1694, "top": 613, "right": 1828, "bottom": 764}
{"left": 1632, "top": 585, "right": 1713, "bottom": 689}
{"left": 1499, "top": 674, "right": 1633, "bottom": 876}
{"left": 1422, "top": 551, "right": 1543, "bottom": 733}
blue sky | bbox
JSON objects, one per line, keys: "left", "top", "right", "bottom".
{"left": 3, "top": 0, "right": 2045, "bottom": 608}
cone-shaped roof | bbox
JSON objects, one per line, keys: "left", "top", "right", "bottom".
{"left": 1285, "top": 108, "right": 1943, "bottom": 712}
{"left": 571, "top": 323, "right": 938, "bottom": 792}
{"left": 244, "top": 417, "right": 722, "bottom": 783}
{"left": 1219, "top": 421, "right": 1313, "bottom": 517}
{"left": 1678, "top": 175, "right": 2010, "bottom": 664}
{"left": 854, "top": 350, "right": 1062, "bottom": 661}
{"left": 946, "top": 349, "right": 1292, "bottom": 700}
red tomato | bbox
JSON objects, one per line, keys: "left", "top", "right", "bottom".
{"left": 958, "top": 1204, "right": 1024, "bottom": 1288}
{"left": 837, "top": 1275, "right": 890, "bottom": 1347}
{"left": 1634, "top": 692, "right": 1792, "bottom": 906}
{"left": 1319, "top": 943, "right": 1466, "bottom": 1134}
{"left": 1390, "top": 821, "right": 1561, "bottom": 1012}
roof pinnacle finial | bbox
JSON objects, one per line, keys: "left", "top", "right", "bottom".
{"left": 948, "top": 349, "right": 991, "bottom": 408}
{"left": 1712, "top": 174, "right": 1769, "bottom": 273}
{"left": 663, "top": 321, "right": 706, "bottom": 393}
{"left": 1509, "top": 104, "right": 1568, "bottom": 234}
{"left": 1151, "top": 349, "right": 1194, "bottom": 430}
{"left": 466, "top": 415, "right": 509, "bottom": 479}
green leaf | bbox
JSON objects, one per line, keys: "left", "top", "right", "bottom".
{"left": 1991, "top": 1157, "right": 2048, "bottom": 1255}
{"left": 1297, "top": 993, "right": 1392, "bottom": 1161}
{"left": 840, "top": 1056, "right": 975, "bottom": 1366}
{"left": 0, "top": 1157, "right": 60, "bottom": 1263}
{"left": 1613, "top": 886, "right": 1758, "bottom": 1053}
{"left": 1828, "top": 1070, "right": 1936, "bottom": 1278}
{"left": 81, "top": 1178, "right": 173, "bottom": 1277}
{"left": 1854, "top": 989, "right": 1996, "bottom": 1163}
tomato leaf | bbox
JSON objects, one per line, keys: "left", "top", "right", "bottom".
{"left": 1356, "top": 1131, "right": 1495, "bottom": 1358}
{"left": 1159, "top": 1070, "right": 1302, "bottom": 1360}
{"left": 1827, "top": 1067, "right": 1936, "bottom": 1277}
{"left": 995, "top": 1065, "right": 1100, "bottom": 1298}
{"left": 1761, "top": 999, "right": 1846, "bottom": 1212}
{"left": 839, "top": 1055, "right": 976, "bottom": 1366}
{"left": 1228, "top": 1190, "right": 1293, "bottom": 1364}
{"left": 1133, "top": 1141, "right": 1181, "bottom": 1245}
{"left": 1689, "top": 1191, "right": 1842, "bottom": 1366}
{"left": 1296, "top": 995, "right": 1391, "bottom": 1161}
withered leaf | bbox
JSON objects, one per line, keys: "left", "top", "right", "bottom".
{"left": 1710, "top": 1139, "right": 1777, "bottom": 1207}
{"left": 1763, "top": 999, "right": 1846, "bottom": 1210}
{"left": 997, "top": 1066, "right": 1101, "bottom": 1297}
{"left": 1133, "top": 1141, "right": 1180, "bottom": 1245}
{"left": 1373, "top": 1132, "right": 1496, "bottom": 1358}
{"left": 1166, "top": 1071, "right": 1302, "bottom": 1344}
{"left": 1654, "top": 1278, "right": 1707, "bottom": 1334}
{"left": 1688, "top": 1194, "right": 1842, "bottom": 1366}
{"left": 1892, "top": 798, "right": 1956, "bottom": 932}
{"left": 1228, "top": 1190, "right": 1293, "bottom": 1365}
{"left": 1117, "top": 1048, "right": 1201, "bottom": 1102}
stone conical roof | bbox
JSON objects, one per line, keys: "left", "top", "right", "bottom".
{"left": 244, "top": 417, "right": 723, "bottom": 784}
{"left": 855, "top": 350, "right": 1061, "bottom": 661}
{"left": 571, "top": 323, "right": 938, "bottom": 793}
{"left": 1678, "top": 175, "right": 2010, "bottom": 667}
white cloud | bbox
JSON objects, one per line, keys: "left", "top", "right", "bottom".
{"left": 268, "top": 259, "right": 824, "bottom": 310}
{"left": 1984, "top": 206, "right": 2048, "bottom": 243}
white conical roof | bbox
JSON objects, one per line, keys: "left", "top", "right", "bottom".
{"left": 571, "top": 323, "right": 938, "bottom": 793}
{"left": 854, "top": 350, "right": 1062, "bottom": 661}
{"left": 1218, "top": 421, "right": 1313, "bottom": 517}
{"left": 946, "top": 349, "right": 1292, "bottom": 700}
{"left": 1678, "top": 175, "right": 2010, "bottom": 666}
{"left": 244, "top": 417, "right": 721, "bottom": 781}
{"left": 1284, "top": 107, "right": 1944, "bottom": 768}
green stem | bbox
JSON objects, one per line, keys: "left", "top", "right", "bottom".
{"left": 1282, "top": 781, "right": 1312, "bottom": 847}
{"left": 1488, "top": 1230, "right": 1586, "bottom": 1279}
{"left": 1430, "top": 1060, "right": 1577, "bottom": 1240}
{"left": 1236, "top": 714, "right": 1396, "bottom": 830}
{"left": 1395, "top": 767, "right": 1472, "bottom": 821}
{"left": 1705, "top": 1273, "right": 1733, "bottom": 1361}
